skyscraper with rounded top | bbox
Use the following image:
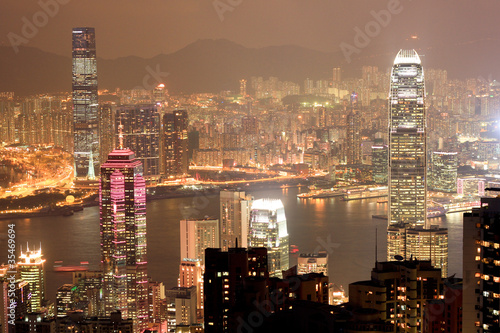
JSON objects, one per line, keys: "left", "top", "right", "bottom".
{"left": 248, "top": 198, "right": 289, "bottom": 277}
{"left": 388, "top": 49, "right": 426, "bottom": 226}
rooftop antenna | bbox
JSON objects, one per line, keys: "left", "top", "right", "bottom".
{"left": 118, "top": 121, "right": 124, "bottom": 149}
{"left": 235, "top": 237, "right": 238, "bottom": 249}
{"left": 375, "top": 227, "right": 378, "bottom": 264}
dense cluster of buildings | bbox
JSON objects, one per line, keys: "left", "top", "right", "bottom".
{"left": 3, "top": 23, "right": 500, "bottom": 332}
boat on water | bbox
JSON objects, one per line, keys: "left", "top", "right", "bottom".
{"left": 53, "top": 261, "right": 89, "bottom": 272}
{"left": 290, "top": 245, "right": 299, "bottom": 254}
{"left": 297, "top": 188, "right": 344, "bottom": 199}
{"left": 342, "top": 187, "right": 388, "bottom": 201}
{"left": 427, "top": 206, "right": 447, "bottom": 218}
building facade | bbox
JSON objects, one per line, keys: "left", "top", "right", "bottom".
{"left": 248, "top": 199, "right": 289, "bottom": 277}
{"left": 219, "top": 190, "right": 252, "bottom": 251}
{"left": 163, "top": 110, "right": 189, "bottom": 178}
{"left": 297, "top": 252, "right": 328, "bottom": 277}
{"left": 388, "top": 49, "right": 426, "bottom": 226}
{"left": 204, "top": 247, "right": 268, "bottom": 333}
{"left": 430, "top": 152, "right": 458, "bottom": 192}
{"left": 72, "top": 27, "right": 99, "bottom": 179}
{"left": 116, "top": 105, "right": 160, "bottom": 181}
{"left": 99, "top": 148, "right": 148, "bottom": 332}
{"left": 463, "top": 197, "right": 500, "bottom": 332}
{"left": 346, "top": 92, "right": 361, "bottom": 165}
{"left": 17, "top": 246, "right": 46, "bottom": 313}
{"left": 179, "top": 219, "right": 219, "bottom": 264}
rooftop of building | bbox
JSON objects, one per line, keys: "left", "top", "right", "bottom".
{"left": 373, "top": 260, "right": 440, "bottom": 273}
{"left": 251, "top": 198, "right": 284, "bottom": 211}
{"left": 299, "top": 251, "right": 328, "bottom": 258}
{"left": 394, "top": 49, "right": 421, "bottom": 65}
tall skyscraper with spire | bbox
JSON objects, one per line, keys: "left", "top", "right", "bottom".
{"left": 72, "top": 27, "right": 99, "bottom": 179}
{"left": 99, "top": 137, "right": 148, "bottom": 332}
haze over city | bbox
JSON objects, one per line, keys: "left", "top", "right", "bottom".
{"left": 1, "top": 1, "right": 500, "bottom": 333}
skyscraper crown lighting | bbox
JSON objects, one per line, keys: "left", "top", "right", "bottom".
{"left": 393, "top": 49, "right": 421, "bottom": 65}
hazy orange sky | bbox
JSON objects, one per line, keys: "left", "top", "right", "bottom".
{"left": 1, "top": 0, "right": 499, "bottom": 59}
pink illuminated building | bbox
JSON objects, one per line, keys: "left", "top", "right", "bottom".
{"left": 99, "top": 148, "right": 148, "bottom": 333}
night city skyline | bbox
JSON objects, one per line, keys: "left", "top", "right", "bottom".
{"left": 1, "top": 1, "right": 500, "bottom": 333}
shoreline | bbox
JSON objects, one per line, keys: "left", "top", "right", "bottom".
{"left": 0, "top": 179, "right": 310, "bottom": 220}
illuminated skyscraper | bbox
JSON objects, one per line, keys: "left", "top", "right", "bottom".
{"left": 372, "top": 139, "right": 388, "bottom": 184}
{"left": 239, "top": 79, "right": 247, "bottom": 97}
{"left": 99, "top": 103, "right": 115, "bottom": 166}
{"left": 179, "top": 219, "right": 219, "bottom": 264}
{"left": 388, "top": 49, "right": 426, "bottom": 227}
{"left": 116, "top": 105, "right": 160, "bottom": 181}
{"left": 163, "top": 110, "right": 189, "bottom": 178}
{"left": 430, "top": 152, "right": 458, "bottom": 192}
{"left": 346, "top": 92, "right": 361, "bottom": 164}
{"left": 387, "top": 50, "right": 435, "bottom": 263}
{"left": 248, "top": 199, "right": 289, "bottom": 277}
{"left": 178, "top": 259, "right": 204, "bottom": 316}
{"left": 463, "top": 197, "right": 500, "bottom": 331}
{"left": 72, "top": 27, "right": 99, "bottom": 179}
{"left": 332, "top": 67, "right": 341, "bottom": 83}
{"left": 100, "top": 147, "right": 148, "bottom": 332}
{"left": 179, "top": 219, "right": 219, "bottom": 319}
{"left": 17, "top": 245, "right": 46, "bottom": 312}
{"left": 219, "top": 190, "right": 252, "bottom": 251}
{"left": 405, "top": 225, "right": 448, "bottom": 277}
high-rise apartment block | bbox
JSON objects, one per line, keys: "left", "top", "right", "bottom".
{"left": 430, "top": 152, "right": 458, "bottom": 192}
{"left": 372, "top": 140, "right": 388, "bottom": 184}
{"left": 99, "top": 103, "right": 115, "bottom": 165}
{"left": 179, "top": 219, "right": 219, "bottom": 264}
{"left": 463, "top": 197, "right": 500, "bottom": 332}
{"left": 346, "top": 92, "right": 361, "bottom": 164}
{"left": 204, "top": 247, "right": 268, "bottom": 333}
{"left": 116, "top": 105, "right": 160, "bottom": 181}
{"left": 72, "top": 27, "right": 99, "bottom": 179}
{"left": 163, "top": 110, "right": 189, "bottom": 178}
{"left": 349, "top": 260, "right": 443, "bottom": 332}
{"left": 219, "top": 190, "right": 252, "bottom": 251}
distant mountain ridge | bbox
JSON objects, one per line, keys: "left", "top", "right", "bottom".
{"left": 1, "top": 38, "right": 499, "bottom": 96}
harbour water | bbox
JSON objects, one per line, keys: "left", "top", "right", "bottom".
{"left": 0, "top": 186, "right": 464, "bottom": 302}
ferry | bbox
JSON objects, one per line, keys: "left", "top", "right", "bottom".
{"left": 342, "top": 187, "right": 388, "bottom": 201}
{"left": 427, "top": 206, "right": 447, "bottom": 218}
{"left": 297, "top": 188, "right": 344, "bottom": 199}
